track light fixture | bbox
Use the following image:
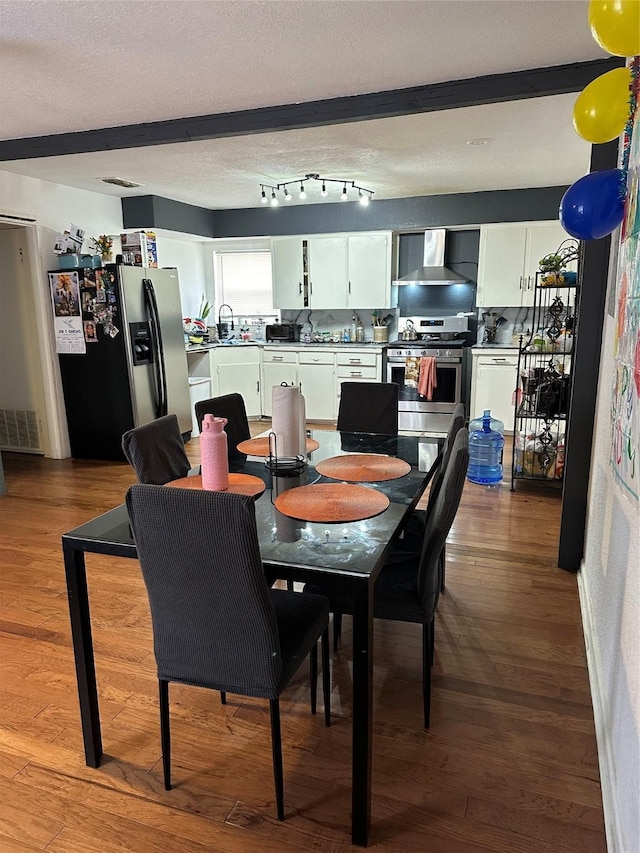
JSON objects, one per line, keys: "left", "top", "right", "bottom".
{"left": 259, "top": 173, "right": 373, "bottom": 207}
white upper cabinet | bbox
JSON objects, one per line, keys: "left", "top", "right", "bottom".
{"left": 347, "top": 233, "right": 392, "bottom": 309}
{"left": 477, "top": 222, "right": 570, "bottom": 308}
{"left": 307, "top": 236, "right": 348, "bottom": 308}
{"left": 272, "top": 231, "right": 392, "bottom": 309}
{"left": 272, "top": 237, "right": 305, "bottom": 308}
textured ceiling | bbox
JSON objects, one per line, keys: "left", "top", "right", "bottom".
{"left": 0, "top": 0, "right": 602, "bottom": 210}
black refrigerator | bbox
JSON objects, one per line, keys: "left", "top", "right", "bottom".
{"left": 53, "top": 264, "right": 192, "bottom": 460}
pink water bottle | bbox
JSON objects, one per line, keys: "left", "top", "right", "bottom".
{"left": 200, "top": 414, "right": 229, "bottom": 491}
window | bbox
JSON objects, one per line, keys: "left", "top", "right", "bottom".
{"left": 213, "top": 250, "right": 275, "bottom": 316}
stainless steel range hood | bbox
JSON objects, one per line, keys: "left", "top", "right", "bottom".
{"left": 394, "top": 229, "right": 469, "bottom": 285}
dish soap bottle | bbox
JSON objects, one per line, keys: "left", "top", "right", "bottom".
{"left": 356, "top": 316, "right": 364, "bottom": 342}
{"left": 351, "top": 314, "right": 357, "bottom": 342}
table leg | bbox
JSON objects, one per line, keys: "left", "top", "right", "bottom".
{"left": 351, "top": 577, "right": 373, "bottom": 846}
{"left": 63, "top": 542, "right": 102, "bottom": 767}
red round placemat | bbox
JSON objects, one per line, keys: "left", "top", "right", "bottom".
{"left": 236, "top": 436, "right": 320, "bottom": 456}
{"left": 315, "top": 454, "right": 411, "bottom": 482}
{"left": 273, "top": 483, "right": 389, "bottom": 523}
{"left": 166, "top": 473, "right": 266, "bottom": 498}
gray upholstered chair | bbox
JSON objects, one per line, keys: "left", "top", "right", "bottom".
{"left": 402, "top": 402, "right": 466, "bottom": 591}
{"left": 121, "top": 414, "right": 190, "bottom": 484}
{"left": 194, "top": 393, "right": 251, "bottom": 469}
{"left": 336, "top": 381, "right": 398, "bottom": 435}
{"left": 125, "top": 485, "right": 330, "bottom": 820}
{"left": 305, "top": 428, "right": 469, "bottom": 729}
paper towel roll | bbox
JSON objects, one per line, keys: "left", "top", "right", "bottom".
{"left": 271, "top": 384, "right": 307, "bottom": 457}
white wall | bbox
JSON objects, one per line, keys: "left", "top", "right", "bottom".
{"left": 0, "top": 172, "right": 213, "bottom": 457}
{"left": 0, "top": 228, "right": 38, "bottom": 411}
{"left": 580, "top": 263, "right": 640, "bottom": 852}
{"left": 1, "top": 169, "right": 124, "bottom": 457}
{"left": 154, "top": 234, "right": 211, "bottom": 320}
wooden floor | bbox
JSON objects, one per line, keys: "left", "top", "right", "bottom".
{"left": 0, "top": 427, "right": 606, "bottom": 852}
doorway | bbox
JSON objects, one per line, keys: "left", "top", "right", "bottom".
{"left": 0, "top": 216, "right": 67, "bottom": 459}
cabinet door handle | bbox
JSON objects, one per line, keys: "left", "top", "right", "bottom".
{"left": 298, "top": 281, "right": 303, "bottom": 294}
{"left": 309, "top": 280, "right": 313, "bottom": 295}
{"left": 491, "top": 357, "right": 507, "bottom": 362}
{"left": 519, "top": 275, "right": 524, "bottom": 290}
{"left": 348, "top": 280, "right": 351, "bottom": 294}
{"left": 350, "top": 371, "right": 363, "bottom": 376}
{"left": 349, "top": 358, "right": 362, "bottom": 364}
{"left": 256, "top": 380, "right": 260, "bottom": 393}
{"left": 272, "top": 356, "right": 283, "bottom": 361}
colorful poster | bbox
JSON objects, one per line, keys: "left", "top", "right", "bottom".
{"left": 611, "top": 73, "right": 640, "bottom": 501}
{"left": 48, "top": 271, "right": 86, "bottom": 354}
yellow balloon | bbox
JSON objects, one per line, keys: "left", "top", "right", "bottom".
{"left": 589, "top": 0, "right": 640, "bottom": 56}
{"left": 573, "top": 67, "right": 632, "bottom": 143}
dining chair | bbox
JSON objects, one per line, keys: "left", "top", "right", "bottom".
{"left": 121, "top": 414, "right": 190, "bottom": 485}
{"left": 336, "top": 381, "right": 399, "bottom": 435}
{"left": 305, "top": 428, "right": 469, "bottom": 729}
{"left": 402, "top": 402, "right": 466, "bottom": 591}
{"left": 195, "top": 393, "right": 251, "bottom": 468}
{"left": 125, "top": 484, "right": 331, "bottom": 820}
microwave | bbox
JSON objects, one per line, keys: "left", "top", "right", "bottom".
{"left": 266, "top": 323, "right": 301, "bottom": 342}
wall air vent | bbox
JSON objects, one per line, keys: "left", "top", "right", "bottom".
{"left": 101, "top": 177, "right": 143, "bottom": 188}
{"left": 0, "top": 409, "right": 41, "bottom": 452}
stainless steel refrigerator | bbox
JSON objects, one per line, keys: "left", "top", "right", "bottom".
{"left": 54, "top": 264, "right": 192, "bottom": 460}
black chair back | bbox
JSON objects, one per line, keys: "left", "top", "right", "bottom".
{"left": 417, "top": 428, "right": 469, "bottom": 611}
{"left": 126, "top": 485, "right": 283, "bottom": 698}
{"left": 427, "top": 402, "right": 466, "bottom": 512}
{"left": 195, "top": 393, "right": 251, "bottom": 465}
{"left": 336, "top": 382, "right": 398, "bottom": 435}
{"left": 122, "top": 414, "right": 190, "bottom": 484}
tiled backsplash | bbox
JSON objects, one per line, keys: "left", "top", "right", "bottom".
{"left": 476, "top": 306, "right": 535, "bottom": 346}
{"left": 281, "top": 308, "right": 398, "bottom": 342}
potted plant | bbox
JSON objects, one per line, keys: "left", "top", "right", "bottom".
{"left": 90, "top": 235, "right": 114, "bottom": 264}
{"left": 198, "top": 294, "right": 212, "bottom": 324}
{"left": 539, "top": 253, "right": 567, "bottom": 286}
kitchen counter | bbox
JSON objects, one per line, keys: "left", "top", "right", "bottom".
{"left": 186, "top": 340, "right": 385, "bottom": 352}
{"left": 471, "top": 343, "right": 519, "bottom": 350}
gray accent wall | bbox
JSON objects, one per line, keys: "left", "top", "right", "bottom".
{"left": 122, "top": 186, "right": 570, "bottom": 239}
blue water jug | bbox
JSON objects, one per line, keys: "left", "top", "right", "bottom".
{"left": 467, "top": 409, "right": 505, "bottom": 485}
{"left": 469, "top": 410, "right": 505, "bottom": 436}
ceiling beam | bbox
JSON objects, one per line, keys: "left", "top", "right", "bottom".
{"left": 0, "top": 58, "right": 624, "bottom": 161}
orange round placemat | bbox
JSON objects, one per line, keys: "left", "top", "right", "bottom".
{"left": 315, "top": 454, "right": 411, "bottom": 482}
{"left": 273, "top": 483, "right": 389, "bottom": 523}
{"left": 236, "top": 436, "right": 320, "bottom": 456}
{"left": 167, "top": 473, "right": 266, "bottom": 498}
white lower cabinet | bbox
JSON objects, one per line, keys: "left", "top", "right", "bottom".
{"left": 470, "top": 349, "right": 519, "bottom": 434}
{"left": 298, "top": 351, "right": 336, "bottom": 420}
{"left": 261, "top": 349, "right": 298, "bottom": 416}
{"left": 259, "top": 345, "right": 384, "bottom": 418}
{"left": 211, "top": 346, "right": 261, "bottom": 417}
{"left": 335, "top": 350, "right": 383, "bottom": 411}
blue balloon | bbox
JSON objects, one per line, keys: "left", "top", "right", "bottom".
{"left": 559, "top": 169, "right": 625, "bottom": 240}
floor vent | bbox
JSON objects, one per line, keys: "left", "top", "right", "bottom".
{"left": 0, "top": 409, "right": 42, "bottom": 452}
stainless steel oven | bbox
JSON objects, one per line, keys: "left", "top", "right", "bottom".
{"left": 384, "top": 315, "right": 469, "bottom": 433}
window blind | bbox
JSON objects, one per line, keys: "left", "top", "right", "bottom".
{"left": 213, "top": 251, "right": 274, "bottom": 316}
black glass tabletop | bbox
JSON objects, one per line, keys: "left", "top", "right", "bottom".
{"left": 62, "top": 430, "right": 441, "bottom": 580}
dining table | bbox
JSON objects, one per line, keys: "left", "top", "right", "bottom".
{"left": 61, "top": 429, "right": 441, "bottom": 846}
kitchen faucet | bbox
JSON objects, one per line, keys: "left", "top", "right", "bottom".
{"left": 218, "top": 304, "right": 235, "bottom": 330}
